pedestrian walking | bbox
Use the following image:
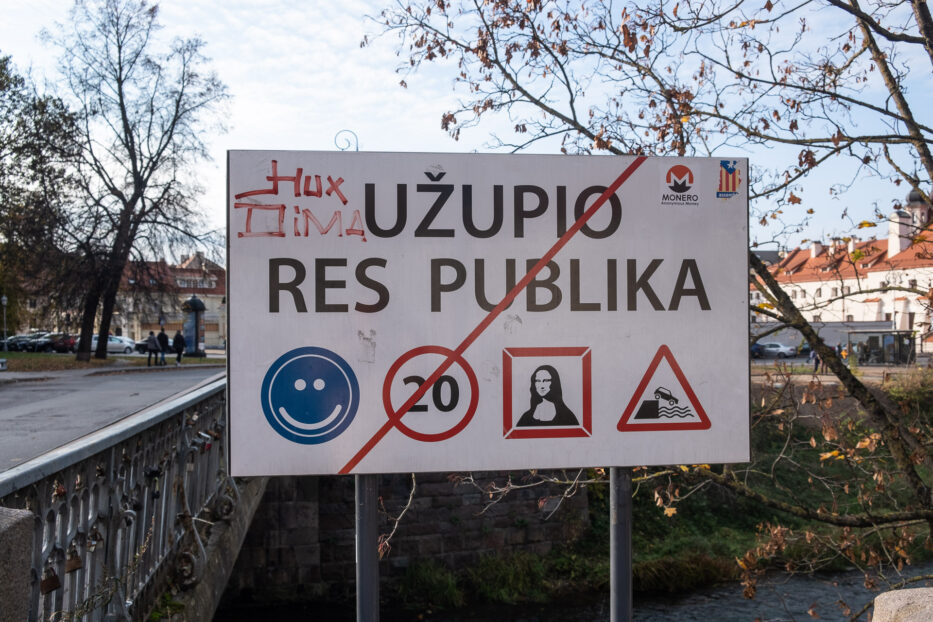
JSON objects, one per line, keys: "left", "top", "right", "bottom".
{"left": 172, "top": 330, "right": 185, "bottom": 366}
{"left": 157, "top": 329, "right": 169, "bottom": 366}
{"left": 809, "top": 348, "right": 819, "bottom": 374}
{"left": 146, "top": 331, "right": 160, "bottom": 367}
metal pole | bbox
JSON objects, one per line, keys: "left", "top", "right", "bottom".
{"left": 610, "top": 467, "right": 633, "bottom": 622}
{"left": 2, "top": 296, "right": 7, "bottom": 352}
{"left": 356, "top": 473, "right": 380, "bottom": 621}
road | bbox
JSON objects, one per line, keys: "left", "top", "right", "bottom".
{"left": 0, "top": 365, "right": 225, "bottom": 472}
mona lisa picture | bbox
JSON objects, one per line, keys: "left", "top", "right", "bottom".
{"left": 503, "top": 347, "right": 592, "bottom": 439}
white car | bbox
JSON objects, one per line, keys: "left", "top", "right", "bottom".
{"left": 758, "top": 342, "right": 797, "bottom": 358}
{"left": 110, "top": 336, "right": 137, "bottom": 354}
{"left": 81, "top": 335, "right": 137, "bottom": 354}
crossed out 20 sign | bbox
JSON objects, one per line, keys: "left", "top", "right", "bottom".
{"left": 228, "top": 151, "right": 751, "bottom": 476}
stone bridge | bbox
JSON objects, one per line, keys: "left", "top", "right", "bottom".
{"left": 0, "top": 371, "right": 587, "bottom": 621}
{"left": 0, "top": 374, "right": 270, "bottom": 621}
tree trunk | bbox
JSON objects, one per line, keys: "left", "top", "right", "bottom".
{"left": 750, "top": 251, "right": 933, "bottom": 508}
{"left": 74, "top": 288, "right": 100, "bottom": 363}
{"left": 95, "top": 271, "right": 122, "bottom": 360}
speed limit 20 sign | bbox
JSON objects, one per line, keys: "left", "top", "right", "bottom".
{"left": 227, "top": 151, "right": 750, "bottom": 475}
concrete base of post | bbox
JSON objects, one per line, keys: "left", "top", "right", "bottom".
{"left": 0, "top": 506, "right": 35, "bottom": 622}
{"left": 874, "top": 588, "right": 933, "bottom": 622}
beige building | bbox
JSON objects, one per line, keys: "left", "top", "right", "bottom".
{"left": 116, "top": 252, "right": 226, "bottom": 348}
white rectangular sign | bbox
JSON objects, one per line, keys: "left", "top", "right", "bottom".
{"left": 228, "top": 151, "right": 749, "bottom": 475}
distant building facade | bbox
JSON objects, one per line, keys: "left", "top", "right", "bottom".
{"left": 752, "top": 190, "right": 933, "bottom": 346}
{"left": 116, "top": 252, "right": 226, "bottom": 347}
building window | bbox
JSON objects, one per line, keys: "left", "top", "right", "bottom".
{"left": 815, "top": 288, "right": 822, "bottom": 298}
{"left": 844, "top": 286, "right": 851, "bottom": 294}
{"left": 791, "top": 290, "right": 797, "bottom": 299}
{"left": 813, "top": 314, "right": 821, "bottom": 321}
{"left": 885, "top": 313, "right": 892, "bottom": 321}
{"left": 846, "top": 315, "right": 854, "bottom": 322}
{"left": 909, "top": 279, "right": 918, "bottom": 288}
{"left": 831, "top": 287, "right": 838, "bottom": 297}
{"left": 909, "top": 312, "right": 916, "bottom": 329}
{"left": 880, "top": 281, "right": 888, "bottom": 288}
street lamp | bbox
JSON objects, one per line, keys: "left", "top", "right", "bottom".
{"left": 1, "top": 295, "right": 7, "bottom": 352}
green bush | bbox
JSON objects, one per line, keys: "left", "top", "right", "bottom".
{"left": 464, "top": 552, "right": 547, "bottom": 604}
{"left": 395, "top": 560, "right": 464, "bottom": 610}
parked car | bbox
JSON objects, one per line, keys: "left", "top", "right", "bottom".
{"left": 50, "top": 333, "right": 76, "bottom": 353}
{"left": 4, "top": 334, "right": 28, "bottom": 351}
{"left": 758, "top": 342, "right": 797, "bottom": 358}
{"left": 78, "top": 335, "right": 137, "bottom": 354}
{"left": 9, "top": 331, "right": 52, "bottom": 352}
{"left": 111, "top": 336, "right": 136, "bottom": 353}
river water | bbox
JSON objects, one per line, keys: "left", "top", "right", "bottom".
{"left": 216, "top": 562, "right": 933, "bottom": 621}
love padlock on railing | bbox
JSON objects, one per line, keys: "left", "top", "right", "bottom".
{"left": 65, "top": 545, "right": 83, "bottom": 574}
{"left": 40, "top": 566, "right": 61, "bottom": 594}
{"left": 87, "top": 526, "right": 103, "bottom": 553}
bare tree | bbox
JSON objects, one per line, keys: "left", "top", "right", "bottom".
{"left": 46, "top": 0, "right": 228, "bottom": 360}
{"left": 0, "top": 53, "right": 79, "bottom": 332}
{"left": 373, "top": 1, "right": 933, "bottom": 613}
{"left": 375, "top": 0, "right": 930, "bottom": 230}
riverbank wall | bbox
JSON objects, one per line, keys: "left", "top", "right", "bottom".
{"left": 221, "top": 472, "right": 589, "bottom": 604}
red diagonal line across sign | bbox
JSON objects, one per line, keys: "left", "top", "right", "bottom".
{"left": 339, "top": 156, "right": 648, "bottom": 473}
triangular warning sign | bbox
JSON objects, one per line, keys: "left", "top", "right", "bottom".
{"left": 617, "top": 345, "right": 710, "bottom": 432}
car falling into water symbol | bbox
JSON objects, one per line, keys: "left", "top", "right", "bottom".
{"left": 653, "top": 387, "right": 678, "bottom": 405}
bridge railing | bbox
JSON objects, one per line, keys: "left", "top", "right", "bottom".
{"left": 0, "top": 374, "right": 233, "bottom": 622}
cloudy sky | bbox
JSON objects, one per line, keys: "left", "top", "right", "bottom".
{"left": 2, "top": 1, "right": 500, "bottom": 234}
{"left": 0, "top": 0, "right": 915, "bottom": 250}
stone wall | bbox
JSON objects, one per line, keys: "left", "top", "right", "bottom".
{"left": 223, "top": 471, "right": 590, "bottom": 603}
{"left": 0, "top": 507, "right": 33, "bottom": 622}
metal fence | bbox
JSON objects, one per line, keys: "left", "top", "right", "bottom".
{"left": 0, "top": 375, "right": 234, "bottom": 621}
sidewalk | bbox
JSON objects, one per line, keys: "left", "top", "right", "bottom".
{"left": 751, "top": 360, "right": 920, "bottom": 384}
{"left": 0, "top": 361, "right": 224, "bottom": 385}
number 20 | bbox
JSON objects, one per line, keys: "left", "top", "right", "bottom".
{"left": 402, "top": 375, "right": 459, "bottom": 412}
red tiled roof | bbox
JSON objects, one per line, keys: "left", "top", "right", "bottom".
{"left": 122, "top": 255, "right": 225, "bottom": 296}
{"left": 768, "top": 235, "right": 933, "bottom": 286}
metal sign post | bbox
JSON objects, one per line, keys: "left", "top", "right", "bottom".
{"left": 356, "top": 473, "right": 379, "bottom": 621}
{"left": 610, "top": 467, "right": 633, "bottom": 622}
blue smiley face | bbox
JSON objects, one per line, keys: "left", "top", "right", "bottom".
{"left": 260, "top": 347, "right": 359, "bottom": 444}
